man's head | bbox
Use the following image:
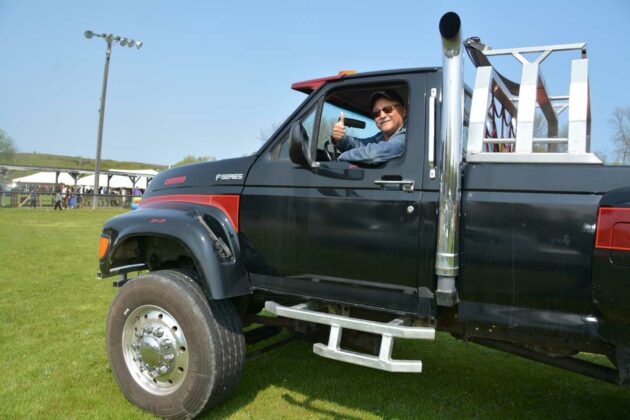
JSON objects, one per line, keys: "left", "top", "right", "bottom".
{"left": 370, "top": 90, "right": 406, "bottom": 139}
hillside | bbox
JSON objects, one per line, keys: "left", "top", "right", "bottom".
{"left": 6, "top": 152, "right": 168, "bottom": 171}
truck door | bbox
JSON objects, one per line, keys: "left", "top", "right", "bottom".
{"left": 240, "top": 73, "right": 432, "bottom": 315}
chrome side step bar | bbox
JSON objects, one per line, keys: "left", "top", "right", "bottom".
{"left": 264, "top": 301, "right": 435, "bottom": 373}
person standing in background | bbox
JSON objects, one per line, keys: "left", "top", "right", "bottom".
{"left": 54, "top": 190, "right": 63, "bottom": 210}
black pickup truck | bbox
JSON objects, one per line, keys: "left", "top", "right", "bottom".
{"left": 98, "top": 13, "right": 630, "bottom": 419}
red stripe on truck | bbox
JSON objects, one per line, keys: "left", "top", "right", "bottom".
{"left": 139, "top": 194, "right": 240, "bottom": 232}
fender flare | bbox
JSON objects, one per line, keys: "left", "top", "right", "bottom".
{"left": 102, "top": 206, "right": 250, "bottom": 299}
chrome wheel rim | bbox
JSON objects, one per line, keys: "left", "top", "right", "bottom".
{"left": 122, "top": 305, "right": 189, "bottom": 395}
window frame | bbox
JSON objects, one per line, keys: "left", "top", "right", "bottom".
{"left": 308, "top": 82, "right": 410, "bottom": 165}
{"left": 257, "top": 71, "right": 429, "bottom": 185}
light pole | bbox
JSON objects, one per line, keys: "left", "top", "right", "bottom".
{"left": 84, "top": 30, "right": 143, "bottom": 209}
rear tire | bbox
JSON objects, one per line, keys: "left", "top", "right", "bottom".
{"left": 106, "top": 270, "right": 245, "bottom": 419}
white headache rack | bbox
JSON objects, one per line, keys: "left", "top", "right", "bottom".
{"left": 265, "top": 301, "right": 435, "bottom": 373}
{"left": 466, "top": 40, "right": 601, "bottom": 164}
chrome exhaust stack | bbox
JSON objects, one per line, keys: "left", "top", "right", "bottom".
{"left": 435, "top": 12, "right": 463, "bottom": 307}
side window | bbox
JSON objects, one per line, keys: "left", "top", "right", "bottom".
{"left": 272, "top": 83, "right": 409, "bottom": 164}
{"left": 313, "top": 84, "right": 408, "bottom": 163}
{"left": 271, "top": 107, "right": 317, "bottom": 161}
{"left": 271, "top": 132, "right": 290, "bottom": 161}
{"left": 301, "top": 107, "right": 317, "bottom": 141}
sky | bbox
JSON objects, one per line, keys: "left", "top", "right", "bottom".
{"left": 1, "top": 0, "right": 629, "bottom": 166}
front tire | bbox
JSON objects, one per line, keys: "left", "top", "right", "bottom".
{"left": 106, "top": 270, "right": 245, "bottom": 419}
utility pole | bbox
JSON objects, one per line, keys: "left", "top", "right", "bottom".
{"left": 84, "top": 31, "right": 142, "bottom": 209}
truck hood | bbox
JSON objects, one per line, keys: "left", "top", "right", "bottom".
{"left": 147, "top": 156, "right": 256, "bottom": 193}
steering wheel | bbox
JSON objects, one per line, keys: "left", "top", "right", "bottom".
{"left": 323, "top": 140, "right": 340, "bottom": 161}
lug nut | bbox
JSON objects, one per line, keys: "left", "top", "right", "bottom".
{"left": 161, "top": 339, "right": 172, "bottom": 349}
{"left": 154, "top": 327, "right": 164, "bottom": 338}
{"left": 159, "top": 365, "right": 169, "bottom": 374}
{"left": 135, "top": 329, "right": 143, "bottom": 337}
{"left": 164, "top": 353, "right": 175, "bottom": 362}
{"left": 144, "top": 326, "right": 153, "bottom": 334}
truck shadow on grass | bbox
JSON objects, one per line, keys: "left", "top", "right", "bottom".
{"left": 212, "top": 332, "right": 630, "bottom": 419}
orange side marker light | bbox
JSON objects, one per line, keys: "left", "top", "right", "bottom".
{"left": 99, "top": 236, "right": 110, "bottom": 260}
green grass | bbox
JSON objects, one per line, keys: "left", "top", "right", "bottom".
{"left": 1, "top": 208, "right": 629, "bottom": 419}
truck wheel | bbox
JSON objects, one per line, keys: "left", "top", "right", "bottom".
{"left": 106, "top": 270, "right": 245, "bottom": 419}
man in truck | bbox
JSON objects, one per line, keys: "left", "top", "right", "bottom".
{"left": 331, "top": 89, "right": 407, "bottom": 164}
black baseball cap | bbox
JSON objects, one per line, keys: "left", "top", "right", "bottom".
{"left": 369, "top": 90, "right": 405, "bottom": 109}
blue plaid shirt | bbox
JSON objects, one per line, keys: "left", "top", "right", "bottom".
{"left": 337, "top": 123, "right": 406, "bottom": 164}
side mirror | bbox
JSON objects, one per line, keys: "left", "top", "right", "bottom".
{"left": 289, "top": 121, "right": 314, "bottom": 166}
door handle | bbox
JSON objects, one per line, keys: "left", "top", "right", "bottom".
{"left": 374, "top": 179, "right": 415, "bottom": 193}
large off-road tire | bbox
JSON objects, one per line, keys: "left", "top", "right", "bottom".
{"left": 106, "top": 270, "right": 245, "bottom": 419}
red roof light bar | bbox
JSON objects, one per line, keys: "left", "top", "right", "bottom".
{"left": 291, "top": 70, "right": 357, "bottom": 94}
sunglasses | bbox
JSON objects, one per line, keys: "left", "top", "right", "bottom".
{"left": 372, "top": 104, "right": 403, "bottom": 119}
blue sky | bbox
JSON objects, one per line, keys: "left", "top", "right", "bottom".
{"left": 1, "top": 0, "right": 628, "bottom": 166}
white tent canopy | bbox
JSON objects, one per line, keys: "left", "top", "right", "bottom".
{"left": 12, "top": 171, "right": 76, "bottom": 185}
{"left": 109, "top": 169, "right": 158, "bottom": 176}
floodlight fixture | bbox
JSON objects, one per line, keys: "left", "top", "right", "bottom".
{"left": 84, "top": 30, "right": 143, "bottom": 50}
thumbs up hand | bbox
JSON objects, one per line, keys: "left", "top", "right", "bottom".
{"left": 331, "top": 112, "right": 346, "bottom": 142}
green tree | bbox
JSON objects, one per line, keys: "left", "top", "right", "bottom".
{"left": 609, "top": 106, "right": 630, "bottom": 165}
{"left": 0, "top": 129, "right": 17, "bottom": 163}
{"left": 173, "top": 155, "right": 215, "bottom": 167}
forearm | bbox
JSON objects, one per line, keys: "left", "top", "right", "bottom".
{"left": 338, "top": 135, "right": 405, "bottom": 164}
{"left": 337, "top": 135, "right": 362, "bottom": 152}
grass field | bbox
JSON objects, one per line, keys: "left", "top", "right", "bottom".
{"left": 1, "top": 209, "right": 629, "bottom": 419}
